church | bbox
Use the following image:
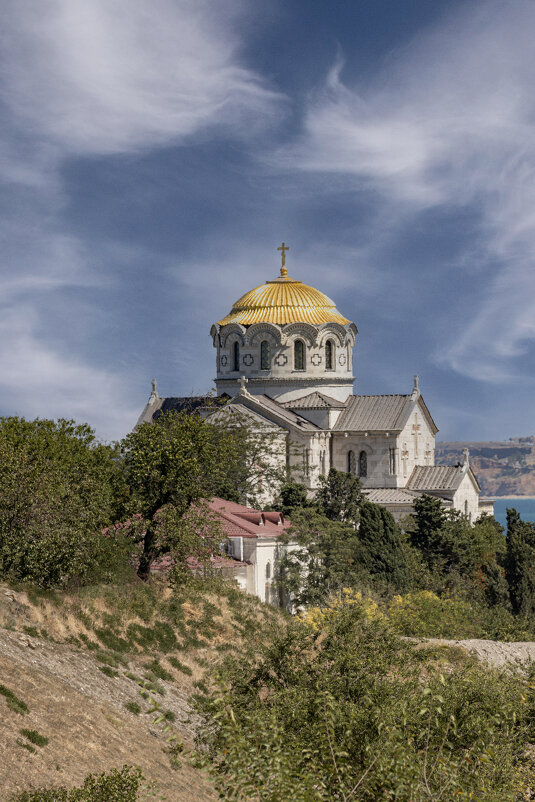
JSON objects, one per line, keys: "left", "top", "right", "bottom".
{"left": 138, "top": 244, "right": 491, "bottom": 522}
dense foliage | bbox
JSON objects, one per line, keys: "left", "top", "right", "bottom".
{"left": 0, "top": 417, "right": 126, "bottom": 588}
{"left": 4, "top": 412, "right": 535, "bottom": 800}
{"left": 196, "top": 602, "right": 535, "bottom": 801}
{"left": 279, "top": 470, "right": 409, "bottom": 605}
{"left": 121, "top": 409, "right": 284, "bottom": 578}
{"left": 0, "top": 410, "right": 283, "bottom": 587}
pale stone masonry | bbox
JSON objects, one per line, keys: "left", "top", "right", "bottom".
{"left": 137, "top": 252, "right": 489, "bottom": 521}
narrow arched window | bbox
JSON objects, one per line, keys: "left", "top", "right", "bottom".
{"left": 260, "top": 340, "right": 271, "bottom": 370}
{"left": 359, "top": 450, "right": 367, "bottom": 478}
{"left": 294, "top": 340, "right": 305, "bottom": 370}
{"left": 233, "top": 341, "right": 240, "bottom": 372}
{"left": 347, "top": 450, "right": 356, "bottom": 474}
{"left": 266, "top": 562, "right": 271, "bottom": 580}
{"left": 325, "top": 339, "right": 334, "bottom": 370}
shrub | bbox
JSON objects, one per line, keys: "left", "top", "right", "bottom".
{"left": 196, "top": 602, "right": 532, "bottom": 801}
{"left": 144, "top": 659, "right": 173, "bottom": 681}
{"left": 20, "top": 729, "right": 48, "bottom": 747}
{"left": 168, "top": 656, "right": 192, "bottom": 676}
{"left": 13, "top": 764, "right": 143, "bottom": 801}
{"left": 0, "top": 684, "right": 28, "bottom": 715}
{"left": 124, "top": 701, "right": 141, "bottom": 715}
{"left": 99, "top": 666, "right": 119, "bottom": 678}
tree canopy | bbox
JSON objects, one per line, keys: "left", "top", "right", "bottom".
{"left": 0, "top": 417, "right": 124, "bottom": 587}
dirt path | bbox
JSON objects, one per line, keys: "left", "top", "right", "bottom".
{"left": 418, "top": 637, "right": 535, "bottom": 668}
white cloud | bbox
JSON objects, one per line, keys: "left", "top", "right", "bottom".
{"left": 0, "top": 306, "right": 140, "bottom": 441}
{"left": 277, "top": 0, "right": 535, "bottom": 382}
{"left": 1, "top": 0, "right": 283, "bottom": 155}
{"left": 0, "top": 0, "right": 284, "bottom": 438}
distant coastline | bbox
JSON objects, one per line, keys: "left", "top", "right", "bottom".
{"left": 489, "top": 494, "right": 535, "bottom": 500}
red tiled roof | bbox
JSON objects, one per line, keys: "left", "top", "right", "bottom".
{"left": 208, "top": 497, "right": 290, "bottom": 539}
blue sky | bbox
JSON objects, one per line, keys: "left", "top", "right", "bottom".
{"left": 1, "top": 0, "right": 535, "bottom": 442}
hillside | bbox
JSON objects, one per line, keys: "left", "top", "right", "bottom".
{"left": 0, "top": 579, "right": 283, "bottom": 800}
{"left": 436, "top": 436, "right": 535, "bottom": 496}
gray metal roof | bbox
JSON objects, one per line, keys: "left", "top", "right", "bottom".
{"left": 407, "top": 465, "right": 463, "bottom": 492}
{"left": 232, "top": 393, "right": 320, "bottom": 431}
{"left": 364, "top": 488, "right": 420, "bottom": 505}
{"left": 333, "top": 395, "right": 410, "bottom": 431}
{"left": 281, "top": 391, "right": 346, "bottom": 410}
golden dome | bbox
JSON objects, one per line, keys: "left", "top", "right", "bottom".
{"left": 217, "top": 270, "right": 350, "bottom": 326}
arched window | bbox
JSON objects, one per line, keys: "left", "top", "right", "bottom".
{"left": 265, "top": 562, "right": 271, "bottom": 580}
{"left": 260, "top": 340, "right": 271, "bottom": 370}
{"left": 359, "top": 450, "right": 367, "bottom": 478}
{"left": 294, "top": 340, "right": 305, "bottom": 370}
{"left": 325, "top": 339, "right": 334, "bottom": 370}
{"left": 233, "top": 341, "right": 240, "bottom": 372}
{"left": 347, "top": 450, "right": 356, "bottom": 473}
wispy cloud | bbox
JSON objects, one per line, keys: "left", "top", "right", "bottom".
{"left": 277, "top": 0, "right": 535, "bottom": 383}
{"left": 0, "top": 306, "right": 140, "bottom": 441}
{"left": 1, "top": 0, "right": 283, "bottom": 156}
{"left": 0, "top": 0, "right": 284, "bottom": 438}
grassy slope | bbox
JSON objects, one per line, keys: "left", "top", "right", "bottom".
{"left": 0, "top": 576, "right": 285, "bottom": 800}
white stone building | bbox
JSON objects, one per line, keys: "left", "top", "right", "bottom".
{"left": 207, "top": 498, "right": 295, "bottom": 605}
{"left": 138, "top": 246, "right": 489, "bottom": 521}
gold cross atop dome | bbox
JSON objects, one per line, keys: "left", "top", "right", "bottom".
{"left": 277, "top": 242, "right": 289, "bottom": 277}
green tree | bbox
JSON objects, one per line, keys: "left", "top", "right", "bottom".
{"left": 0, "top": 417, "right": 124, "bottom": 588}
{"left": 274, "top": 480, "right": 310, "bottom": 516}
{"left": 358, "top": 500, "right": 409, "bottom": 590}
{"left": 279, "top": 509, "right": 367, "bottom": 606}
{"left": 280, "top": 498, "right": 408, "bottom": 606}
{"left": 121, "top": 411, "right": 241, "bottom": 579}
{"left": 411, "top": 494, "right": 446, "bottom": 565}
{"left": 315, "top": 467, "right": 362, "bottom": 524}
{"left": 505, "top": 507, "right": 535, "bottom": 616}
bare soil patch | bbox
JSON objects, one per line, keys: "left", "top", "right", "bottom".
{"left": 0, "top": 624, "right": 216, "bottom": 800}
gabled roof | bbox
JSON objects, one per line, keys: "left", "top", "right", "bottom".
{"left": 333, "top": 394, "right": 410, "bottom": 431}
{"left": 206, "top": 402, "right": 282, "bottom": 433}
{"left": 332, "top": 393, "right": 438, "bottom": 434}
{"left": 208, "top": 498, "right": 291, "bottom": 539}
{"left": 281, "top": 391, "right": 346, "bottom": 410}
{"left": 229, "top": 393, "right": 320, "bottom": 432}
{"left": 407, "top": 464, "right": 481, "bottom": 493}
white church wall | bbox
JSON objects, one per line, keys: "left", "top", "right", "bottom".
{"left": 231, "top": 537, "right": 299, "bottom": 606}
{"left": 451, "top": 473, "right": 481, "bottom": 523}
{"left": 331, "top": 434, "right": 400, "bottom": 489}
{"left": 286, "top": 430, "right": 330, "bottom": 491}
{"left": 397, "top": 406, "right": 435, "bottom": 485}
{"left": 290, "top": 408, "right": 331, "bottom": 429}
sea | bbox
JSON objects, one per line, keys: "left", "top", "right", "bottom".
{"left": 493, "top": 498, "right": 535, "bottom": 530}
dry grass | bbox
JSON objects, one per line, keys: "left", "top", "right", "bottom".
{"left": 0, "top": 577, "right": 287, "bottom": 799}
{"left": 0, "top": 646, "right": 215, "bottom": 801}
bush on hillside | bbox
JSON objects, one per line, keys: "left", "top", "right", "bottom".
{"left": 12, "top": 764, "right": 143, "bottom": 801}
{"left": 196, "top": 601, "right": 535, "bottom": 801}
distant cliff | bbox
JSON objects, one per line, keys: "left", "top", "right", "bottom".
{"left": 436, "top": 437, "right": 535, "bottom": 497}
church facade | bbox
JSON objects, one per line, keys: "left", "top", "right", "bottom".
{"left": 138, "top": 245, "right": 490, "bottom": 522}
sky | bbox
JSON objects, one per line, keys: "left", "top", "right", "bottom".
{"left": 1, "top": 0, "right": 535, "bottom": 443}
